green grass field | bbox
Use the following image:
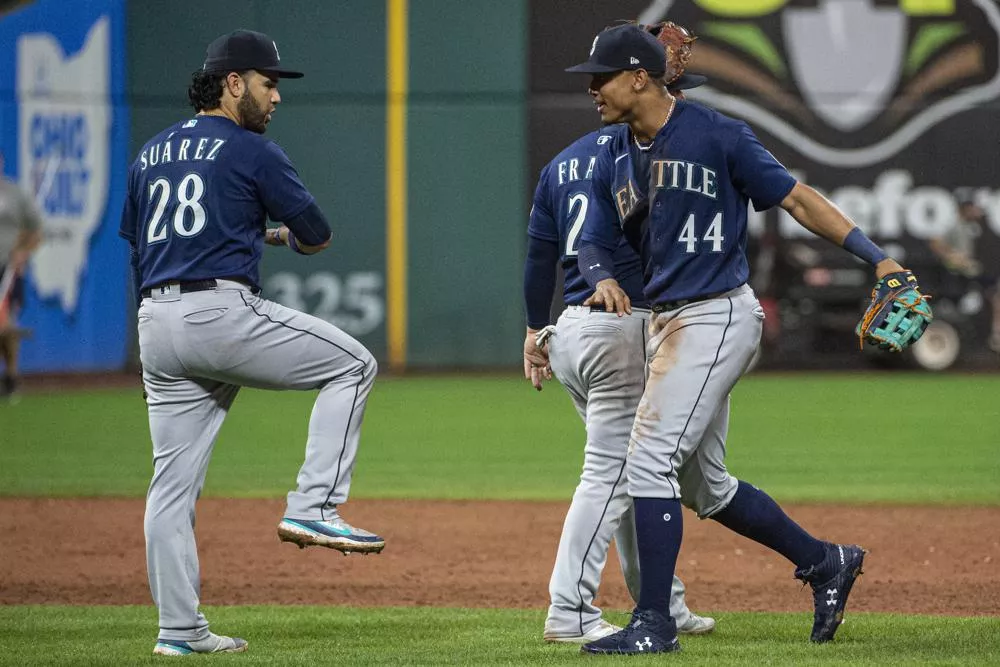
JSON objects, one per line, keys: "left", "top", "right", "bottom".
{"left": 2, "top": 374, "right": 998, "bottom": 665}
{"left": 3, "top": 375, "right": 998, "bottom": 503}
{"left": 1, "top": 607, "right": 997, "bottom": 666}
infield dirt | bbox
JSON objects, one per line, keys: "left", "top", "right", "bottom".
{"left": 1, "top": 499, "right": 997, "bottom": 616}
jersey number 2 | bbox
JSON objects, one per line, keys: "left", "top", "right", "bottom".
{"left": 678, "top": 212, "right": 724, "bottom": 253}
{"left": 565, "top": 192, "right": 588, "bottom": 256}
{"left": 146, "top": 174, "right": 208, "bottom": 243}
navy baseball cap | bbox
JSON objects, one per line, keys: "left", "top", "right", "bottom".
{"left": 202, "top": 29, "right": 304, "bottom": 79}
{"left": 566, "top": 24, "right": 667, "bottom": 74}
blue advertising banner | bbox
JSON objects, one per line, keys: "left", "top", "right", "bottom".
{"left": 0, "top": 0, "right": 128, "bottom": 372}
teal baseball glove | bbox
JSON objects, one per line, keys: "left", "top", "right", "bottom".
{"left": 856, "top": 270, "right": 933, "bottom": 352}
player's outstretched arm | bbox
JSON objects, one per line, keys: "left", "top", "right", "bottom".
{"left": 779, "top": 182, "right": 903, "bottom": 279}
{"left": 780, "top": 182, "right": 933, "bottom": 351}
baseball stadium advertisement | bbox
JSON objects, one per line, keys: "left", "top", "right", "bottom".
{"left": 0, "top": 0, "right": 129, "bottom": 372}
{"left": 530, "top": 0, "right": 1000, "bottom": 371}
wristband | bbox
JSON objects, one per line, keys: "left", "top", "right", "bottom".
{"left": 842, "top": 227, "right": 888, "bottom": 266}
{"left": 287, "top": 231, "right": 308, "bottom": 255}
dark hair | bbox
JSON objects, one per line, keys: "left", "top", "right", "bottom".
{"left": 188, "top": 70, "right": 227, "bottom": 112}
{"left": 188, "top": 69, "right": 250, "bottom": 112}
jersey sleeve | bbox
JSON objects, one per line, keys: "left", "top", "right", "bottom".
{"left": 527, "top": 164, "right": 559, "bottom": 243}
{"left": 579, "top": 147, "right": 622, "bottom": 251}
{"left": 118, "top": 165, "right": 138, "bottom": 243}
{"left": 730, "top": 123, "right": 797, "bottom": 212}
{"left": 253, "top": 141, "right": 316, "bottom": 222}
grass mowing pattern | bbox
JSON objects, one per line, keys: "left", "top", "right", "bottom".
{"left": 2, "top": 375, "right": 998, "bottom": 503}
{"left": 0, "top": 606, "right": 997, "bottom": 666}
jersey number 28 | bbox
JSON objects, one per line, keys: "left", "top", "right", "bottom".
{"left": 146, "top": 174, "right": 208, "bottom": 243}
{"left": 678, "top": 212, "right": 724, "bottom": 253}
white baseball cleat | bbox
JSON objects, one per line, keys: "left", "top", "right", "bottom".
{"left": 677, "top": 612, "right": 716, "bottom": 635}
{"left": 544, "top": 619, "right": 622, "bottom": 644}
{"left": 153, "top": 632, "right": 248, "bottom": 656}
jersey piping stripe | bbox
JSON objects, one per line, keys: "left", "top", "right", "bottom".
{"left": 239, "top": 292, "right": 369, "bottom": 516}
{"left": 662, "top": 298, "right": 734, "bottom": 496}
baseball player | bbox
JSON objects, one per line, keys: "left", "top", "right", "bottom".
{"left": 0, "top": 150, "right": 43, "bottom": 403}
{"left": 563, "top": 22, "right": 930, "bottom": 654}
{"left": 524, "top": 72, "right": 714, "bottom": 643}
{"left": 120, "top": 30, "right": 383, "bottom": 657}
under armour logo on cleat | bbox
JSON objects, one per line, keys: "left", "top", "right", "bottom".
{"left": 635, "top": 637, "right": 652, "bottom": 651}
{"left": 826, "top": 588, "right": 838, "bottom": 606}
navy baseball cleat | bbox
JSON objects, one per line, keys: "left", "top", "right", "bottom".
{"left": 278, "top": 517, "right": 385, "bottom": 554}
{"left": 794, "top": 543, "right": 867, "bottom": 642}
{"left": 580, "top": 608, "right": 681, "bottom": 655}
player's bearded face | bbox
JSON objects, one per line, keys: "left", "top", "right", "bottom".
{"left": 237, "top": 73, "right": 278, "bottom": 134}
{"left": 589, "top": 71, "right": 636, "bottom": 125}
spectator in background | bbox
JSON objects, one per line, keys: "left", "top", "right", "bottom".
{"left": 928, "top": 188, "right": 1000, "bottom": 353}
{"left": 0, "top": 150, "right": 43, "bottom": 401}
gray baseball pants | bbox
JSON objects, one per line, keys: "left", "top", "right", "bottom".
{"left": 137, "top": 280, "right": 376, "bottom": 641}
{"left": 544, "top": 305, "right": 695, "bottom": 638}
{"left": 627, "top": 284, "right": 761, "bottom": 510}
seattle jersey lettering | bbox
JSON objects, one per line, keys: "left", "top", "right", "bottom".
{"left": 651, "top": 160, "right": 718, "bottom": 199}
{"left": 581, "top": 101, "right": 797, "bottom": 304}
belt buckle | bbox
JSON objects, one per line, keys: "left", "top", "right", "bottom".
{"left": 150, "top": 282, "right": 182, "bottom": 302}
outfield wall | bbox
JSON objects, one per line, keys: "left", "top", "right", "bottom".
{"left": 127, "top": 0, "right": 527, "bottom": 369}
{"left": 3, "top": 0, "right": 999, "bottom": 373}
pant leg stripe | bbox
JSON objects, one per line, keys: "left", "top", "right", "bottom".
{"left": 240, "top": 293, "right": 368, "bottom": 519}
{"left": 575, "top": 458, "right": 628, "bottom": 636}
{"left": 663, "top": 298, "right": 734, "bottom": 495}
{"left": 321, "top": 378, "right": 363, "bottom": 520}
{"left": 239, "top": 292, "right": 367, "bottom": 375}
{"left": 572, "top": 316, "right": 649, "bottom": 633}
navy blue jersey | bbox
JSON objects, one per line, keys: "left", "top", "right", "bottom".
{"left": 581, "top": 100, "right": 796, "bottom": 304}
{"left": 528, "top": 129, "right": 646, "bottom": 306}
{"left": 119, "top": 115, "right": 313, "bottom": 291}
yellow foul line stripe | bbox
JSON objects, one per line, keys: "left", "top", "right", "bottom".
{"left": 386, "top": 0, "right": 408, "bottom": 370}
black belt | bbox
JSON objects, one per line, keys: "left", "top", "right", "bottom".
{"left": 652, "top": 290, "right": 729, "bottom": 312}
{"left": 140, "top": 279, "right": 259, "bottom": 299}
{"left": 589, "top": 305, "right": 652, "bottom": 313}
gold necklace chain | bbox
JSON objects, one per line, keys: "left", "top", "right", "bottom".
{"left": 634, "top": 95, "right": 677, "bottom": 150}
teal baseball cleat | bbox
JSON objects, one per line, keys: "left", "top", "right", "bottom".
{"left": 278, "top": 516, "right": 385, "bottom": 554}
